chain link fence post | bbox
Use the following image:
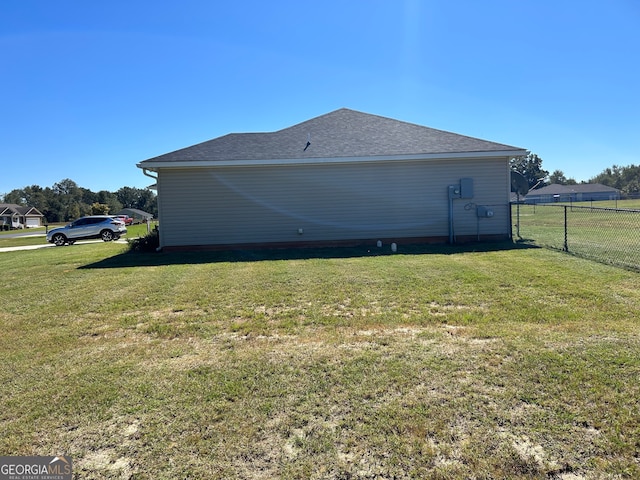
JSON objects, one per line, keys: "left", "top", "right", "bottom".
{"left": 564, "top": 205, "right": 568, "bottom": 252}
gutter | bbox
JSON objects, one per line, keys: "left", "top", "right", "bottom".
{"left": 140, "top": 168, "right": 163, "bottom": 252}
{"left": 137, "top": 150, "right": 529, "bottom": 170}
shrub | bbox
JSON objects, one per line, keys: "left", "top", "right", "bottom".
{"left": 127, "top": 229, "right": 159, "bottom": 252}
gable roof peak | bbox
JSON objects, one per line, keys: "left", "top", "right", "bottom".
{"left": 139, "top": 108, "right": 527, "bottom": 166}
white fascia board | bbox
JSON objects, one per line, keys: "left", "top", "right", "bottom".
{"left": 137, "top": 149, "right": 528, "bottom": 170}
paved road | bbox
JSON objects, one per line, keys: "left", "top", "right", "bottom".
{"left": 0, "top": 239, "right": 127, "bottom": 253}
{"left": 0, "top": 232, "right": 47, "bottom": 252}
{"left": 0, "top": 243, "right": 55, "bottom": 252}
{"left": 0, "top": 231, "right": 45, "bottom": 239}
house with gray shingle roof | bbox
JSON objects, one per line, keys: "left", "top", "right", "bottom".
{"left": 0, "top": 204, "right": 45, "bottom": 229}
{"left": 138, "top": 108, "right": 528, "bottom": 250}
{"left": 524, "top": 183, "right": 621, "bottom": 204}
{"left": 116, "top": 208, "right": 154, "bottom": 224}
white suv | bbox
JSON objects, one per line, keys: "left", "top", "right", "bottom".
{"left": 47, "top": 216, "right": 127, "bottom": 246}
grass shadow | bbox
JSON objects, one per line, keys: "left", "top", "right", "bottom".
{"left": 79, "top": 240, "right": 540, "bottom": 269}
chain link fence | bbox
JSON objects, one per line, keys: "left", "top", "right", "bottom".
{"left": 512, "top": 203, "right": 640, "bottom": 272}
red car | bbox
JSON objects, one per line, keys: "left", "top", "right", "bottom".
{"left": 112, "top": 215, "right": 134, "bottom": 225}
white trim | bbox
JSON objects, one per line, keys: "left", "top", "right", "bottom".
{"left": 138, "top": 150, "right": 528, "bottom": 170}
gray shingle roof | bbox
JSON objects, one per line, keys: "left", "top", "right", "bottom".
{"left": 0, "top": 203, "right": 44, "bottom": 216}
{"left": 117, "top": 208, "right": 153, "bottom": 218}
{"left": 139, "top": 108, "right": 525, "bottom": 165}
{"left": 527, "top": 183, "right": 620, "bottom": 196}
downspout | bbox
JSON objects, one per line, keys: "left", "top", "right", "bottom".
{"left": 447, "top": 185, "right": 458, "bottom": 244}
{"left": 448, "top": 193, "right": 454, "bottom": 243}
{"left": 141, "top": 168, "right": 162, "bottom": 251}
{"left": 142, "top": 168, "right": 157, "bottom": 182}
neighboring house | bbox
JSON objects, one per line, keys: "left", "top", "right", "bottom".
{"left": 510, "top": 192, "right": 524, "bottom": 203}
{"left": 137, "top": 108, "right": 528, "bottom": 251}
{"left": 116, "top": 208, "right": 154, "bottom": 224}
{"left": 0, "top": 204, "right": 45, "bottom": 229}
{"left": 525, "top": 183, "right": 621, "bottom": 204}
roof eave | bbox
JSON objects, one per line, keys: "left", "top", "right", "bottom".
{"left": 137, "top": 149, "right": 528, "bottom": 170}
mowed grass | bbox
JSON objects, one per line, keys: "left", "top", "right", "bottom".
{"left": 514, "top": 200, "right": 640, "bottom": 271}
{"left": 1, "top": 242, "right": 639, "bottom": 479}
{"left": 0, "top": 223, "right": 155, "bottom": 248}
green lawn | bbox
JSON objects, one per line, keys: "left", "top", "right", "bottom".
{"left": 513, "top": 201, "right": 640, "bottom": 271}
{"left": 1, "top": 242, "right": 639, "bottom": 479}
{"left": 0, "top": 223, "right": 155, "bottom": 248}
{"left": 541, "top": 199, "right": 640, "bottom": 210}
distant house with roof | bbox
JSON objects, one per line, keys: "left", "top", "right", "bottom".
{"left": 524, "top": 183, "right": 621, "bottom": 204}
{"left": 0, "top": 204, "right": 45, "bottom": 229}
{"left": 116, "top": 208, "right": 154, "bottom": 224}
{"left": 137, "top": 108, "right": 528, "bottom": 251}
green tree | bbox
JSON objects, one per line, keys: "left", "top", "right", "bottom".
{"left": 548, "top": 170, "right": 577, "bottom": 185}
{"left": 590, "top": 164, "right": 640, "bottom": 194}
{"left": 510, "top": 153, "right": 549, "bottom": 190}
{"left": 116, "top": 186, "right": 141, "bottom": 208}
{"left": 116, "top": 186, "right": 157, "bottom": 216}
{"left": 65, "top": 203, "right": 82, "bottom": 222}
{"left": 91, "top": 203, "right": 110, "bottom": 215}
{"left": 135, "top": 189, "right": 157, "bottom": 216}
{"left": 39, "top": 187, "right": 62, "bottom": 223}
{"left": 626, "top": 178, "right": 640, "bottom": 195}
{"left": 53, "top": 178, "right": 80, "bottom": 197}
{"left": 81, "top": 187, "right": 98, "bottom": 206}
{"left": 96, "top": 190, "right": 122, "bottom": 214}
{"left": 2, "top": 179, "right": 159, "bottom": 221}
{"left": 2, "top": 189, "right": 26, "bottom": 205}
{"left": 549, "top": 169, "right": 567, "bottom": 185}
{"left": 51, "top": 179, "right": 92, "bottom": 221}
{"left": 23, "top": 185, "right": 48, "bottom": 211}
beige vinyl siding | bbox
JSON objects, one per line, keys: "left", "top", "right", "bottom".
{"left": 157, "top": 157, "right": 510, "bottom": 247}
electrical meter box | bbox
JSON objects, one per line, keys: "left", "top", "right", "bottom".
{"left": 460, "top": 178, "right": 474, "bottom": 199}
{"left": 477, "top": 205, "right": 494, "bottom": 218}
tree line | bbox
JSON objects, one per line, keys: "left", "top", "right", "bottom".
{"left": 1, "top": 179, "right": 157, "bottom": 224}
{"left": 511, "top": 154, "right": 640, "bottom": 195}
{"left": 589, "top": 164, "right": 640, "bottom": 195}
{"left": 5, "top": 158, "right": 638, "bottom": 222}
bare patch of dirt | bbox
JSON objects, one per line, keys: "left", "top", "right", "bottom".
{"left": 65, "top": 417, "right": 141, "bottom": 479}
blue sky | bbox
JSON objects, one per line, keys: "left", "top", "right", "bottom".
{"left": 1, "top": 0, "right": 639, "bottom": 195}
